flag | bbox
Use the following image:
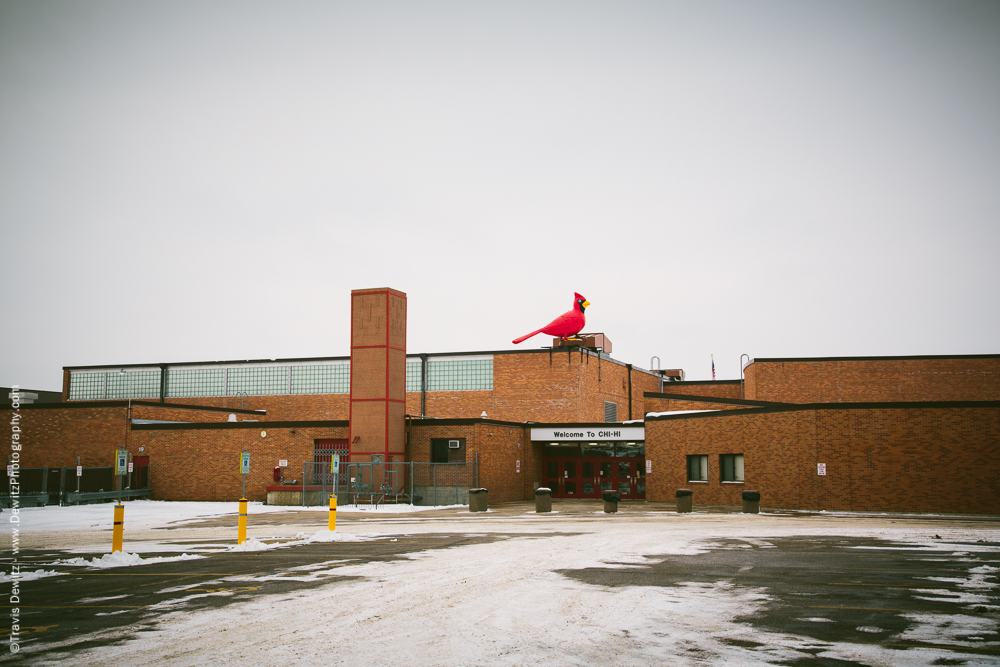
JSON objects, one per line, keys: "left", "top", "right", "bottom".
{"left": 712, "top": 355, "right": 716, "bottom": 380}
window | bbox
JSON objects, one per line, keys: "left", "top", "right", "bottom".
{"left": 720, "top": 454, "right": 744, "bottom": 482}
{"left": 687, "top": 455, "right": 708, "bottom": 482}
{"left": 431, "top": 438, "right": 465, "bottom": 463}
{"left": 604, "top": 401, "right": 617, "bottom": 422}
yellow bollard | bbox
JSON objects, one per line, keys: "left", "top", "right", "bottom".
{"left": 329, "top": 495, "right": 337, "bottom": 531}
{"left": 238, "top": 498, "right": 248, "bottom": 544}
{"left": 112, "top": 503, "right": 124, "bottom": 553}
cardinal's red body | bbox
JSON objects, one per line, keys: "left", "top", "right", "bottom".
{"left": 512, "top": 293, "right": 590, "bottom": 344}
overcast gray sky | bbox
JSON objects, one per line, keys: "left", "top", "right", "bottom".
{"left": 2, "top": 0, "right": 998, "bottom": 391}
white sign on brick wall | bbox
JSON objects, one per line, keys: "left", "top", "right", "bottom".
{"left": 817, "top": 463, "right": 827, "bottom": 476}
{"left": 530, "top": 426, "right": 644, "bottom": 441}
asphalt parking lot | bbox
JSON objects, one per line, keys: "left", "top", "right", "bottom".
{"left": 3, "top": 531, "right": 519, "bottom": 659}
{"left": 2, "top": 502, "right": 998, "bottom": 664}
{"left": 562, "top": 534, "right": 1000, "bottom": 660}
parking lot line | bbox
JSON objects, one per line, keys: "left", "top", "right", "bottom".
{"left": 807, "top": 605, "right": 946, "bottom": 613}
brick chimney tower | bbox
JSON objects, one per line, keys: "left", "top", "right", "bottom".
{"left": 349, "top": 288, "right": 407, "bottom": 463}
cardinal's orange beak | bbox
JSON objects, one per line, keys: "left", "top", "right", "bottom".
{"left": 583, "top": 301, "right": 591, "bottom": 308}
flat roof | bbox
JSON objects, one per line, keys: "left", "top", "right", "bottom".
{"left": 749, "top": 353, "right": 999, "bottom": 364}
{"left": 62, "top": 347, "right": 661, "bottom": 376}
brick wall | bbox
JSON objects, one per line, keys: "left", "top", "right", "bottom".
{"left": 63, "top": 352, "right": 661, "bottom": 425}
{"left": 645, "top": 404, "right": 1000, "bottom": 514}
{"left": 2, "top": 403, "right": 255, "bottom": 468}
{"left": 2, "top": 403, "right": 347, "bottom": 501}
{"left": 131, "top": 424, "right": 348, "bottom": 501}
{"left": 644, "top": 397, "right": 750, "bottom": 413}
{"left": 407, "top": 421, "right": 531, "bottom": 502}
{"left": 654, "top": 381, "right": 743, "bottom": 400}
{"left": 403, "top": 352, "right": 661, "bottom": 423}
{"left": 745, "top": 357, "right": 1000, "bottom": 403}
{"left": 159, "top": 395, "right": 349, "bottom": 422}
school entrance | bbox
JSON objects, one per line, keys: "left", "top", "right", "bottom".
{"left": 543, "top": 443, "right": 645, "bottom": 499}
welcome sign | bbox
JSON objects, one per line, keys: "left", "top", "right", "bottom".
{"left": 530, "top": 426, "right": 644, "bottom": 441}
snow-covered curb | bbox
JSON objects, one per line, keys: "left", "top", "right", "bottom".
{"left": 0, "top": 551, "right": 206, "bottom": 582}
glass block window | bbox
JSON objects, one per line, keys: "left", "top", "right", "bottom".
{"left": 68, "top": 372, "right": 107, "bottom": 401}
{"left": 166, "top": 368, "right": 225, "bottom": 398}
{"left": 406, "top": 361, "right": 423, "bottom": 393}
{"left": 291, "top": 364, "right": 350, "bottom": 395}
{"left": 106, "top": 370, "right": 161, "bottom": 399}
{"left": 69, "top": 370, "right": 161, "bottom": 400}
{"left": 425, "top": 358, "right": 493, "bottom": 391}
{"left": 228, "top": 366, "right": 289, "bottom": 397}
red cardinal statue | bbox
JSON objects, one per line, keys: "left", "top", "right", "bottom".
{"left": 512, "top": 293, "right": 590, "bottom": 344}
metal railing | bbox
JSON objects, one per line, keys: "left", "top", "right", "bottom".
{"left": 295, "top": 459, "right": 479, "bottom": 508}
{"left": 1, "top": 465, "right": 152, "bottom": 507}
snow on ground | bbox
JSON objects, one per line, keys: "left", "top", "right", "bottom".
{"left": 4, "top": 500, "right": 467, "bottom": 532}
{"left": 23, "top": 509, "right": 1000, "bottom": 667}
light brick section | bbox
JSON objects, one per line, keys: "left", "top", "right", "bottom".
{"left": 745, "top": 357, "right": 1000, "bottom": 403}
{"left": 645, "top": 405, "right": 1000, "bottom": 514}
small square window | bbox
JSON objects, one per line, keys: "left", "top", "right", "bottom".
{"left": 720, "top": 454, "right": 744, "bottom": 482}
{"left": 687, "top": 455, "right": 708, "bottom": 482}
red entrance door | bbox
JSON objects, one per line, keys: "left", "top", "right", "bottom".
{"left": 547, "top": 458, "right": 621, "bottom": 499}
{"left": 545, "top": 454, "right": 647, "bottom": 500}
{"left": 546, "top": 459, "right": 586, "bottom": 497}
{"left": 611, "top": 459, "right": 647, "bottom": 499}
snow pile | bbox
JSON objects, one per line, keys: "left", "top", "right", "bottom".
{"left": 0, "top": 569, "right": 66, "bottom": 583}
{"left": 296, "top": 530, "right": 377, "bottom": 543}
{"left": 54, "top": 552, "right": 205, "bottom": 568}
{"left": 228, "top": 537, "right": 277, "bottom": 552}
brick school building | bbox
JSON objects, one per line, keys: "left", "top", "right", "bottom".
{"left": 3, "top": 288, "right": 997, "bottom": 514}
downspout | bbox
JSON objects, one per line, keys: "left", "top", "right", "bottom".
{"left": 626, "top": 363, "right": 633, "bottom": 420}
{"left": 159, "top": 364, "right": 168, "bottom": 404}
{"left": 420, "top": 353, "right": 428, "bottom": 417}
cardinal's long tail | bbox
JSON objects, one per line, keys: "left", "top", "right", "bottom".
{"left": 512, "top": 329, "right": 545, "bottom": 345}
